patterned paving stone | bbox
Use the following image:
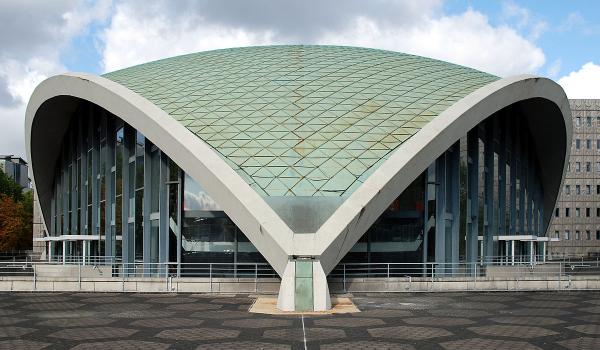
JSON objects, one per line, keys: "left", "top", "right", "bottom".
{"left": 191, "top": 310, "right": 251, "bottom": 319}
{"left": 368, "top": 326, "right": 453, "bottom": 340}
{"left": 263, "top": 328, "right": 346, "bottom": 341}
{"left": 557, "top": 337, "right": 600, "bottom": 350}
{"left": 0, "top": 317, "right": 28, "bottom": 325}
{"left": 147, "top": 297, "right": 198, "bottom": 304}
{"left": 575, "top": 314, "right": 600, "bottom": 323}
{"left": 129, "top": 317, "right": 203, "bottom": 328}
{"left": 428, "top": 309, "right": 492, "bottom": 318}
{"left": 70, "top": 340, "right": 170, "bottom": 350}
{"left": 49, "top": 327, "right": 138, "bottom": 340}
{"left": 22, "top": 302, "right": 84, "bottom": 310}
{"left": 109, "top": 310, "right": 176, "bottom": 318}
{"left": 167, "top": 303, "right": 222, "bottom": 311}
{"left": 500, "top": 308, "right": 572, "bottom": 316}
{"left": 37, "top": 317, "right": 115, "bottom": 327}
{"left": 0, "top": 326, "right": 36, "bottom": 338}
{"left": 353, "top": 309, "right": 414, "bottom": 318}
{"left": 489, "top": 316, "right": 565, "bottom": 325}
{"left": 578, "top": 306, "right": 600, "bottom": 314}
{"left": 0, "top": 339, "right": 50, "bottom": 350}
{"left": 450, "top": 302, "right": 507, "bottom": 310}
{"left": 517, "top": 300, "right": 577, "bottom": 308}
{"left": 196, "top": 341, "right": 290, "bottom": 350}
{"left": 313, "top": 317, "right": 385, "bottom": 328}
{"left": 467, "top": 325, "right": 558, "bottom": 338}
{"left": 321, "top": 341, "right": 415, "bottom": 350}
{"left": 17, "top": 296, "right": 70, "bottom": 303}
{"left": 567, "top": 324, "right": 600, "bottom": 335}
{"left": 528, "top": 294, "right": 580, "bottom": 301}
{"left": 466, "top": 295, "right": 520, "bottom": 302}
{"left": 403, "top": 316, "right": 475, "bottom": 326}
{"left": 94, "top": 303, "right": 152, "bottom": 311}
{"left": 0, "top": 309, "right": 18, "bottom": 316}
{"left": 440, "top": 337, "right": 542, "bottom": 350}
{"left": 31, "top": 310, "right": 98, "bottom": 318}
{"left": 155, "top": 327, "right": 240, "bottom": 341}
{"left": 81, "top": 296, "right": 132, "bottom": 303}
{"left": 223, "top": 318, "right": 293, "bottom": 328}
{"left": 211, "top": 297, "right": 253, "bottom": 304}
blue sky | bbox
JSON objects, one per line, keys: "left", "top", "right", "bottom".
{"left": 1, "top": 0, "right": 599, "bottom": 158}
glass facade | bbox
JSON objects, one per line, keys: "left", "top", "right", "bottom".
{"left": 47, "top": 101, "right": 266, "bottom": 276}
{"left": 47, "top": 101, "right": 546, "bottom": 278}
{"left": 337, "top": 106, "right": 546, "bottom": 275}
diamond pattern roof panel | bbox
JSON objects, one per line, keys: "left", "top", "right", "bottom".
{"left": 103, "top": 45, "right": 498, "bottom": 197}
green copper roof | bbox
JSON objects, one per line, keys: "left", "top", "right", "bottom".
{"left": 103, "top": 45, "right": 499, "bottom": 197}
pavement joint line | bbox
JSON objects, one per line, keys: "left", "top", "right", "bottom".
{"left": 301, "top": 314, "right": 307, "bottom": 350}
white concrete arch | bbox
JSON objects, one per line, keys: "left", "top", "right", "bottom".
{"left": 25, "top": 73, "right": 294, "bottom": 275}
{"left": 315, "top": 75, "right": 572, "bottom": 274}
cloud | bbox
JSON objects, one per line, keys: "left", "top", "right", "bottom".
{"left": 317, "top": 10, "right": 544, "bottom": 77}
{"left": 101, "top": 1, "right": 544, "bottom": 77}
{"left": 0, "top": 0, "right": 111, "bottom": 158}
{"left": 558, "top": 62, "right": 600, "bottom": 99}
{"left": 546, "top": 59, "right": 562, "bottom": 79}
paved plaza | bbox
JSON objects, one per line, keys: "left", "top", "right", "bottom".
{"left": 0, "top": 291, "right": 599, "bottom": 349}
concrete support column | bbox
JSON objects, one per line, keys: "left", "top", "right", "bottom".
{"left": 466, "top": 127, "right": 479, "bottom": 274}
{"left": 277, "top": 258, "right": 331, "bottom": 312}
{"left": 435, "top": 154, "right": 446, "bottom": 275}
{"left": 448, "top": 142, "right": 460, "bottom": 275}
{"left": 483, "top": 120, "right": 494, "bottom": 262}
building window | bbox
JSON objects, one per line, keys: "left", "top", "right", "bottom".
{"left": 587, "top": 184, "right": 592, "bottom": 194}
{"left": 555, "top": 208, "right": 559, "bottom": 217}
{"left": 587, "top": 230, "right": 591, "bottom": 240}
{"left": 566, "top": 207, "right": 570, "bottom": 217}
{"left": 565, "top": 230, "right": 570, "bottom": 240}
{"left": 576, "top": 230, "right": 581, "bottom": 240}
{"left": 597, "top": 163, "right": 600, "bottom": 173}
{"left": 576, "top": 117, "right": 581, "bottom": 127}
{"left": 597, "top": 185, "right": 600, "bottom": 195}
{"left": 597, "top": 139, "right": 600, "bottom": 150}
{"left": 597, "top": 207, "right": 600, "bottom": 217}
{"left": 587, "top": 116, "right": 592, "bottom": 127}
{"left": 567, "top": 162, "right": 571, "bottom": 172}
{"left": 576, "top": 207, "right": 581, "bottom": 217}
{"left": 555, "top": 231, "right": 560, "bottom": 239}
{"left": 597, "top": 230, "right": 600, "bottom": 240}
{"left": 586, "top": 207, "right": 591, "bottom": 217}
{"left": 587, "top": 139, "right": 592, "bottom": 149}
{"left": 576, "top": 185, "right": 581, "bottom": 195}
{"left": 576, "top": 162, "right": 581, "bottom": 172}
{"left": 565, "top": 185, "right": 571, "bottom": 194}
{"left": 576, "top": 139, "right": 581, "bottom": 149}
{"left": 586, "top": 162, "right": 591, "bottom": 172}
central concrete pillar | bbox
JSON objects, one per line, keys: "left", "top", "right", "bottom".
{"left": 277, "top": 257, "right": 331, "bottom": 312}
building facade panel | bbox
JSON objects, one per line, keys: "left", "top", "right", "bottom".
{"left": 549, "top": 99, "right": 600, "bottom": 257}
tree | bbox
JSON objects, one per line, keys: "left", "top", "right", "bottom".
{"left": 0, "top": 170, "right": 32, "bottom": 251}
{"left": 0, "top": 194, "right": 32, "bottom": 251}
{"left": 0, "top": 170, "right": 23, "bottom": 201}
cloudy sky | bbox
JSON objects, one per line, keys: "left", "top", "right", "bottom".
{"left": 1, "top": 0, "right": 599, "bottom": 159}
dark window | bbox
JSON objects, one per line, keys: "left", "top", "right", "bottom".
{"left": 555, "top": 208, "right": 559, "bottom": 217}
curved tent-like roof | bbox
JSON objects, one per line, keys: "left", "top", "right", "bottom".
{"left": 103, "top": 45, "right": 499, "bottom": 197}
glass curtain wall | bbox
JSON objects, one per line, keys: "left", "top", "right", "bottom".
{"left": 337, "top": 107, "right": 546, "bottom": 276}
{"left": 48, "top": 100, "right": 265, "bottom": 276}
